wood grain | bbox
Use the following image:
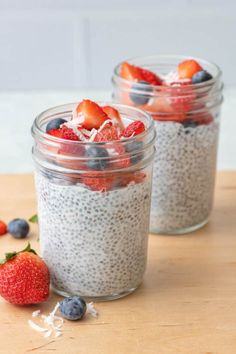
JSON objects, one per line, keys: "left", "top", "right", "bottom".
{"left": 0, "top": 172, "right": 236, "bottom": 354}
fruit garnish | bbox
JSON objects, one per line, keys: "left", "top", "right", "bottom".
{"left": 8, "top": 218, "right": 30, "bottom": 239}
{"left": 46, "top": 118, "right": 67, "bottom": 133}
{"left": 82, "top": 171, "right": 114, "bottom": 192}
{"left": 0, "top": 243, "right": 50, "bottom": 305}
{"left": 111, "top": 144, "right": 131, "bottom": 169}
{"left": 0, "top": 220, "right": 7, "bottom": 236}
{"left": 75, "top": 99, "right": 109, "bottom": 130}
{"left": 120, "top": 62, "right": 144, "bottom": 81}
{"left": 121, "top": 121, "right": 145, "bottom": 138}
{"left": 47, "top": 128, "right": 63, "bottom": 138}
{"left": 169, "top": 81, "right": 195, "bottom": 113}
{"left": 192, "top": 112, "right": 214, "bottom": 125}
{"left": 102, "top": 106, "right": 125, "bottom": 130}
{"left": 130, "top": 81, "right": 152, "bottom": 106}
{"left": 192, "top": 70, "right": 213, "bottom": 84}
{"left": 29, "top": 214, "right": 38, "bottom": 224}
{"left": 94, "top": 126, "right": 119, "bottom": 142}
{"left": 61, "top": 126, "right": 79, "bottom": 141}
{"left": 59, "top": 296, "right": 87, "bottom": 321}
{"left": 120, "top": 62, "right": 162, "bottom": 85}
{"left": 86, "top": 146, "right": 109, "bottom": 170}
{"left": 140, "top": 67, "right": 162, "bottom": 85}
{"left": 178, "top": 59, "right": 203, "bottom": 79}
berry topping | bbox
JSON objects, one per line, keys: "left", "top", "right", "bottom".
{"left": 120, "top": 62, "right": 144, "bottom": 81}
{"left": 59, "top": 296, "right": 87, "bottom": 321}
{"left": 8, "top": 219, "right": 30, "bottom": 239}
{"left": 139, "top": 68, "right": 162, "bottom": 85}
{"left": 122, "top": 121, "right": 145, "bottom": 138}
{"left": 83, "top": 171, "right": 114, "bottom": 192}
{"left": 178, "top": 59, "right": 203, "bottom": 80}
{"left": 192, "top": 70, "right": 213, "bottom": 84}
{"left": 47, "top": 128, "right": 62, "bottom": 138}
{"left": 0, "top": 220, "right": 7, "bottom": 236}
{"left": 46, "top": 118, "right": 67, "bottom": 133}
{"left": 102, "top": 106, "right": 125, "bottom": 130}
{"left": 0, "top": 243, "right": 50, "bottom": 305}
{"left": 75, "top": 99, "right": 109, "bottom": 130}
{"left": 94, "top": 126, "right": 119, "bottom": 142}
{"left": 61, "top": 126, "right": 79, "bottom": 141}
{"left": 86, "top": 146, "right": 109, "bottom": 170}
{"left": 125, "top": 141, "right": 143, "bottom": 165}
{"left": 130, "top": 80, "right": 152, "bottom": 106}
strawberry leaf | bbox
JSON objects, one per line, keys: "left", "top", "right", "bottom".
{"left": 0, "top": 243, "right": 37, "bottom": 265}
{"left": 29, "top": 214, "right": 38, "bottom": 223}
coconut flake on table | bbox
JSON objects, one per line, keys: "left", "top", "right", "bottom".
{"left": 86, "top": 302, "right": 98, "bottom": 317}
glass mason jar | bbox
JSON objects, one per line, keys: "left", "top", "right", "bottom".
{"left": 112, "top": 55, "right": 223, "bottom": 234}
{"left": 31, "top": 102, "right": 156, "bottom": 301}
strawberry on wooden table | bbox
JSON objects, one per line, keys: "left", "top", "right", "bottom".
{"left": 0, "top": 243, "right": 50, "bottom": 305}
{"left": 0, "top": 220, "right": 7, "bottom": 236}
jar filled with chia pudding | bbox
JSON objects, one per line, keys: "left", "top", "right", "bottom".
{"left": 112, "top": 55, "right": 223, "bottom": 234}
{"left": 31, "top": 101, "right": 156, "bottom": 300}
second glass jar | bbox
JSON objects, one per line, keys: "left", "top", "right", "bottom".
{"left": 112, "top": 55, "right": 223, "bottom": 234}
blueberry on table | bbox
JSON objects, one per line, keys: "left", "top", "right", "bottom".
{"left": 129, "top": 80, "right": 152, "bottom": 105}
{"left": 46, "top": 118, "right": 67, "bottom": 133}
{"left": 59, "top": 296, "right": 87, "bottom": 320}
{"left": 86, "top": 146, "right": 109, "bottom": 170}
{"left": 8, "top": 219, "right": 30, "bottom": 239}
{"left": 192, "top": 70, "right": 213, "bottom": 84}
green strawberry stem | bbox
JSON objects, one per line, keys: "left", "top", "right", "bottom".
{"left": 0, "top": 243, "right": 37, "bottom": 265}
{"left": 29, "top": 214, "right": 38, "bottom": 223}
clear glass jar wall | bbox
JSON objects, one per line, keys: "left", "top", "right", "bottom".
{"left": 112, "top": 55, "right": 223, "bottom": 234}
{"left": 32, "top": 103, "right": 156, "bottom": 300}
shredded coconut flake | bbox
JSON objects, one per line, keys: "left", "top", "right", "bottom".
{"left": 86, "top": 302, "right": 98, "bottom": 317}
{"left": 28, "top": 320, "right": 48, "bottom": 333}
{"left": 32, "top": 310, "right": 41, "bottom": 318}
{"left": 44, "top": 329, "right": 53, "bottom": 338}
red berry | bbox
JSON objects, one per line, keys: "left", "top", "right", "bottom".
{"left": 82, "top": 172, "right": 114, "bottom": 192}
{"left": 94, "top": 126, "right": 119, "bottom": 142}
{"left": 0, "top": 244, "right": 50, "bottom": 305}
{"left": 120, "top": 62, "right": 143, "bottom": 81}
{"left": 178, "top": 59, "right": 203, "bottom": 80}
{"left": 61, "top": 126, "right": 79, "bottom": 141}
{"left": 122, "top": 121, "right": 145, "bottom": 138}
{"left": 112, "top": 145, "right": 130, "bottom": 169}
{"left": 102, "top": 106, "right": 125, "bottom": 130}
{"left": 169, "top": 82, "right": 196, "bottom": 113}
{"left": 140, "top": 68, "right": 162, "bottom": 85}
{"left": 0, "top": 221, "right": 7, "bottom": 236}
{"left": 75, "top": 100, "right": 109, "bottom": 130}
{"left": 47, "top": 128, "right": 63, "bottom": 138}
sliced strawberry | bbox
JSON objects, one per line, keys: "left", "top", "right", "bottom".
{"left": 120, "top": 62, "right": 143, "bottom": 81}
{"left": 178, "top": 59, "right": 203, "bottom": 80}
{"left": 76, "top": 100, "right": 110, "bottom": 130}
{"left": 116, "top": 171, "right": 146, "bottom": 188}
{"left": 0, "top": 220, "right": 7, "bottom": 236}
{"left": 191, "top": 111, "right": 214, "bottom": 125}
{"left": 140, "top": 68, "right": 162, "bottom": 85}
{"left": 94, "top": 126, "right": 119, "bottom": 142}
{"left": 82, "top": 171, "right": 114, "bottom": 192}
{"left": 169, "top": 82, "right": 196, "bottom": 113}
{"left": 61, "top": 126, "right": 79, "bottom": 141}
{"left": 122, "top": 121, "right": 145, "bottom": 138}
{"left": 102, "top": 106, "right": 125, "bottom": 130}
{"left": 112, "top": 145, "right": 130, "bottom": 169}
{"left": 47, "top": 128, "right": 63, "bottom": 138}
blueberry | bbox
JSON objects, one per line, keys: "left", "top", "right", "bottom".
{"left": 192, "top": 70, "right": 213, "bottom": 84}
{"left": 125, "top": 141, "right": 143, "bottom": 164}
{"left": 129, "top": 80, "right": 152, "bottom": 105}
{"left": 59, "top": 296, "right": 87, "bottom": 321}
{"left": 46, "top": 118, "right": 67, "bottom": 132}
{"left": 8, "top": 219, "right": 30, "bottom": 239}
{"left": 86, "top": 146, "right": 109, "bottom": 170}
{"left": 182, "top": 119, "right": 198, "bottom": 129}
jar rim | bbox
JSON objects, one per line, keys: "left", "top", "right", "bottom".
{"left": 32, "top": 101, "right": 155, "bottom": 147}
{"left": 113, "top": 54, "right": 222, "bottom": 89}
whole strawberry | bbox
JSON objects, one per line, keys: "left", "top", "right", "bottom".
{"left": 0, "top": 243, "right": 50, "bottom": 305}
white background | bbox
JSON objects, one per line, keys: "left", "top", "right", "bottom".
{"left": 0, "top": 0, "right": 235, "bottom": 172}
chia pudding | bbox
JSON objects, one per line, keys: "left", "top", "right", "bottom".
{"left": 32, "top": 100, "right": 156, "bottom": 300}
{"left": 150, "top": 119, "right": 219, "bottom": 233}
{"left": 112, "top": 55, "right": 223, "bottom": 234}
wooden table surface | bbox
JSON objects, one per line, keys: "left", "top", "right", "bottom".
{"left": 0, "top": 172, "right": 236, "bottom": 354}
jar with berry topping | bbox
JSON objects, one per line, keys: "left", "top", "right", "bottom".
{"left": 112, "top": 55, "right": 223, "bottom": 234}
{"left": 31, "top": 101, "right": 156, "bottom": 300}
